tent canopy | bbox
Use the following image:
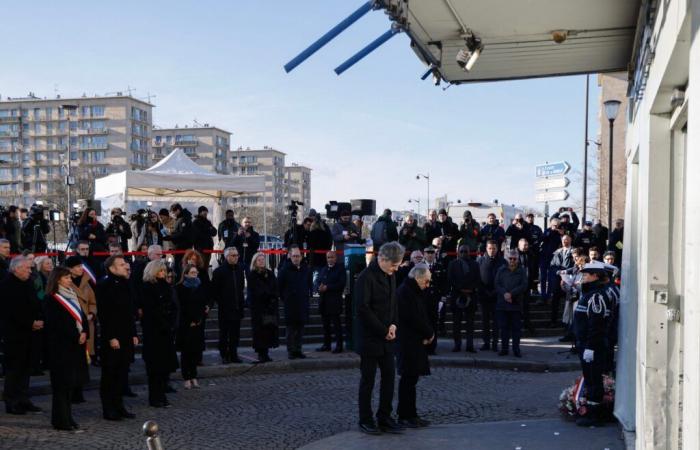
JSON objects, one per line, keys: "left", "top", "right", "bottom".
{"left": 95, "top": 148, "right": 265, "bottom": 199}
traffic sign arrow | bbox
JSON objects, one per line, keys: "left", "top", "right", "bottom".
{"left": 535, "top": 176, "right": 570, "bottom": 190}
{"left": 535, "top": 190, "right": 569, "bottom": 203}
{"left": 536, "top": 161, "right": 571, "bottom": 178}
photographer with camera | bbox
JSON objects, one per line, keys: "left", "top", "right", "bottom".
{"left": 106, "top": 208, "right": 133, "bottom": 253}
{"left": 135, "top": 211, "right": 164, "bottom": 249}
{"left": 2, "top": 205, "right": 23, "bottom": 254}
{"left": 129, "top": 209, "right": 147, "bottom": 251}
{"left": 232, "top": 216, "right": 260, "bottom": 270}
{"left": 331, "top": 209, "right": 361, "bottom": 252}
{"left": 399, "top": 213, "right": 427, "bottom": 255}
{"left": 551, "top": 207, "right": 580, "bottom": 238}
{"left": 284, "top": 217, "right": 312, "bottom": 253}
{"left": 505, "top": 213, "right": 531, "bottom": 250}
{"left": 77, "top": 208, "right": 108, "bottom": 256}
{"left": 21, "top": 204, "right": 51, "bottom": 254}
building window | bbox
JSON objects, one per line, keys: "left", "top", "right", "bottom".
{"left": 92, "top": 105, "right": 105, "bottom": 117}
{"left": 23, "top": 168, "right": 30, "bottom": 177}
{"left": 165, "top": 135, "right": 172, "bottom": 144}
{"left": 45, "top": 107, "right": 53, "bottom": 119}
{"left": 94, "top": 151, "right": 105, "bottom": 161}
{"left": 155, "top": 136, "right": 162, "bottom": 144}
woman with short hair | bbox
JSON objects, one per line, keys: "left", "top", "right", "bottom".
{"left": 45, "top": 266, "right": 89, "bottom": 432}
{"left": 141, "top": 260, "right": 178, "bottom": 407}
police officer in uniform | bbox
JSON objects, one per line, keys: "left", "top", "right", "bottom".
{"left": 573, "top": 261, "right": 614, "bottom": 427}
{"left": 422, "top": 246, "right": 445, "bottom": 354}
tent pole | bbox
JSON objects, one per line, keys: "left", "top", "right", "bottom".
{"left": 263, "top": 191, "right": 268, "bottom": 264}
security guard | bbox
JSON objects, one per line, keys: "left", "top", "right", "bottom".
{"left": 423, "top": 246, "right": 446, "bottom": 354}
{"left": 573, "top": 261, "right": 613, "bottom": 427}
{"left": 603, "top": 264, "right": 620, "bottom": 374}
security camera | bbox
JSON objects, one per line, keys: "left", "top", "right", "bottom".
{"left": 456, "top": 32, "right": 483, "bottom": 72}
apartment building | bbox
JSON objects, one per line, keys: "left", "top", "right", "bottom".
{"left": 284, "top": 163, "right": 311, "bottom": 217}
{"left": 152, "top": 125, "right": 231, "bottom": 174}
{"left": 0, "top": 93, "right": 152, "bottom": 205}
{"left": 230, "top": 146, "right": 286, "bottom": 210}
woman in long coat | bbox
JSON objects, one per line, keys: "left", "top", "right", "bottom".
{"left": 176, "top": 264, "right": 207, "bottom": 388}
{"left": 45, "top": 266, "right": 89, "bottom": 432}
{"left": 246, "top": 252, "right": 280, "bottom": 363}
{"left": 396, "top": 264, "right": 435, "bottom": 428}
{"left": 64, "top": 256, "right": 97, "bottom": 403}
{"left": 182, "top": 249, "right": 211, "bottom": 365}
{"left": 141, "top": 260, "right": 179, "bottom": 408}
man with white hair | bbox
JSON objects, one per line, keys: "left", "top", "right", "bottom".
{"left": 0, "top": 238, "right": 11, "bottom": 279}
{"left": 0, "top": 256, "right": 44, "bottom": 414}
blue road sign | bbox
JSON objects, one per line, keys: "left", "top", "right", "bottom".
{"left": 536, "top": 161, "right": 570, "bottom": 178}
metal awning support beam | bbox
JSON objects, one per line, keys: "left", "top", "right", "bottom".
{"left": 284, "top": 0, "right": 378, "bottom": 73}
{"left": 334, "top": 25, "right": 402, "bottom": 75}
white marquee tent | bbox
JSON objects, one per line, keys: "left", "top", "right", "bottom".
{"left": 94, "top": 148, "right": 266, "bottom": 236}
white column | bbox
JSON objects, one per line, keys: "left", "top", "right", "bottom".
{"left": 682, "top": 1, "right": 700, "bottom": 448}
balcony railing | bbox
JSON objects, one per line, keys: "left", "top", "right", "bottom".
{"left": 80, "top": 143, "right": 109, "bottom": 150}
{"left": 175, "top": 139, "right": 198, "bottom": 146}
{"left": 82, "top": 128, "right": 109, "bottom": 135}
{"left": 0, "top": 116, "right": 20, "bottom": 123}
{"left": 0, "top": 131, "right": 19, "bottom": 138}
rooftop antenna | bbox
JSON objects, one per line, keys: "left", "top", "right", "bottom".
{"left": 193, "top": 118, "right": 202, "bottom": 127}
{"left": 126, "top": 85, "right": 136, "bottom": 96}
{"left": 139, "top": 92, "right": 156, "bottom": 103}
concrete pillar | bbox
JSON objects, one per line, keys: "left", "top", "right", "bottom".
{"left": 682, "top": 1, "right": 700, "bottom": 448}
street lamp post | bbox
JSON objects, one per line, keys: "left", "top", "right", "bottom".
{"left": 62, "top": 104, "right": 78, "bottom": 227}
{"left": 603, "top": 99, "right": 621, "bottom": 234}
{"left": 583, "top": 74, "right": 590, "bottom": 224}
{"left": 416, "top": 173, "right": 430, "bottom": 213}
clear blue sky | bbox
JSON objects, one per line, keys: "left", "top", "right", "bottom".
{"left": 1, "top": 0, "right": 600, "bottom": 215}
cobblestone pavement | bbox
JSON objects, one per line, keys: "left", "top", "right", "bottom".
{"left": 0, "top": 368, "right": 579, "bottom": 450}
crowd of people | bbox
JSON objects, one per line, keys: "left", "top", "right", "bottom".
{"left": 0, "top": 201, "right": 624, "bottom": 433}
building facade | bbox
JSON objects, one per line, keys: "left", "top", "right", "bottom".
{"left": 0, "top": 94, "right": 152, "bottom": 206}
{"left": 284, "top": 163, "right": 311, "bottom": 217}
{"left": 230, "top": 146, "right": 286, "bottom": 211}
{"left": 152, "top": 125, "right": 231, "bottom": 174}
{"left": 597, "top": 72, "right": 629, "bottom": 226}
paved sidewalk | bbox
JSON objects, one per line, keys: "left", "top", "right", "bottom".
{"left": 300, "top": 419, "right": 625, "bottom": 450}
{"left": 26, "top": 336, "right": 581, "bottom": 396}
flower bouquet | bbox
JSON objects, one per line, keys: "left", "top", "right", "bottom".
{"left": 559, "top": 374, "right": 615, "bottom": 420}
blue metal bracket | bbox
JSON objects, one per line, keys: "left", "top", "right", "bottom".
{"left": 283, "top": 1, "right": 377, "bottom": 73}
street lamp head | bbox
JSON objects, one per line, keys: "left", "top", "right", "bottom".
{"left": 416, "top": 175, "right": 420, "bottom": 180}
{"left": 604, "top": 99, "right": 621, "bottom": 122}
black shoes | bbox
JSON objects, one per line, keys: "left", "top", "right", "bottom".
{"left": 103, "top": 412, "right": 123, "bottom": 421}
{"left": 23, "top": 403, "right": 42, "bottom": 413}
{"left": 288, "top": 353, "right": 297, "bottom": 360}
{"left": 296, "top": 352, "right": 307, "bottom": 359}
{"left": 316, "top": 345, "right": 331, "bottom": 352}
{"left": 257, "top": 354, "right": 272, "bottom": 363}
{"left": 498, "top": 350, "right": 509, "bottom": 356}
{"left": 513, "top": 349, "right": 522, "bottom": 358}
{"left": 288, "top": 352, "right": 306, "bottom": 360}
{"left": 149, "top": 402, "right": 172, "bottom": 409}
{"left": 359, "top": 421, "right": 381, "bottom": 435}
{"left": 398, "top": 417, "right": 431, "bottom": 428}
{"left": 118, "top": 409, "right": 136, "bottom": 419}
{"left": 230, "top": 356, "right": 243, "bottom": 364}
{"left": 332, "top": 347, "right": 343, "bottom": 354}
{"left": 465, "top": 347, "right": 477, "bottom": 354}
{"left": 377, "top": 418, "right": 405, "bottom": 434}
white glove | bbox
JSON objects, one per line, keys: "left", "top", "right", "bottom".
{"left": 582, "top": 349, "right": 594, "bottom": 363}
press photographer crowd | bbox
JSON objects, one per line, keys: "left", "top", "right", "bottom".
{"left": 0, "top": 200, "right": 624, "bottom": 433}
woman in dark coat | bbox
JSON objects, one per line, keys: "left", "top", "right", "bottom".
{"left": 45, "top": 266, "right": 89, "bottom": 432}
{"left": 176, "top": 264, "right": 207, "bottom": 388}
{"left": 141, "top": 260, "right": 179, "bottom": 408}
{"left": 182, "top": 249, "right": 211, "bottom": 365}
{"left": 246, "top": 252, "right": 280, "bottom": 363}
{"left": 396, "top": 264, "right": 435, "bottom": 428}
{"left": 77, "top": 208, "right": 108, "bottom": 255}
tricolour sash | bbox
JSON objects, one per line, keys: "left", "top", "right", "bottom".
{"left": 82, "top": 264, "right": 97, "bottom": 285}
{"left": 52, "top": 293, "right": 90, "bottom": 364}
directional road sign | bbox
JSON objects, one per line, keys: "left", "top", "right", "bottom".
{"left": 535, "top": 176, "right": 570, "bottom": 190}
{"left": 535, "top": 190, "right": 569, "bottom": 203}
{"left": 536, "top": 161, "right": 571, "bottom": 178}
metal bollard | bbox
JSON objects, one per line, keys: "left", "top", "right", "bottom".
{"left": 143, "top": 421, "right": 164, "bottom": 450}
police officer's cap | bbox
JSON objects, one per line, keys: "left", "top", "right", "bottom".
{"left": 580, "top": 260, "right": 608, "bottom": 275}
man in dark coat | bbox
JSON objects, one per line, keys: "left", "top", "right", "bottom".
{"left": 0, "top": 256, "right": 44, "bottom": 414}
{"left": 495, "top": 250, "right": 529, "bottom": 357}
{"left": 232, "top": 216, "right": 260, "bottom": 270}
{"left": 96, "top": 255, "right": 139, "bottom": 421}
{"left": 539, "top": 218, "right": 563, "bottom": 302}
{"left": 423, "top": 210, "right": 441, "bottom": 246}
{"left": 457, "top": 210, "right": 481, "bottom": 253}
{"left": 278, "top": 245, "right": 312, "bottom": 359}
{"left": 105, "top": 208, "right": 133, "bottom": 253}
{"left": 505, "top": 213, "right": 531, "bottom": 250}
{"left": 211, "top": 247, "right": 245, "bottom": 364}
{"left": 516, "top": 238, "right": 539, "bottom": 335}
{"left": 549, "top": 234, "right": 575, "bottom": 326}
{"left": 316, "top": 251, "right": 346, "bottom": 353}
{"left": 574, "top": 221, "right": 596, "bottom": 253}
{"left": 447, "top": 245, "right": 480, "bottom": 352}
{"left": 436, "top": 209, "right": 459, "bottom": 264}
{"left": 396, "top": 264, "right": 434, "bottom": 428}
{"left": 480, "top": 213, "right": 505, "bottom": 253}
{"left": 476, "top": 240, "right": 505, "bottom": 351}
{"left": 354, "top": 241, "right": 405, "bottom": 435}
{"left": 0, "top": 238, "right": 10, "bottom": 279}
{"left": 217, "top": 209, "right": 240, "bottom": 249}
{"left": 163, "top": 203, "right": 193, "bottom": 272}
{"left": 192, "top": 206, "right": 217, "bottom": 268}
{"left": 608, "top": 219, "right": 624, "bottom": 264}
{"left": 423, "top": 246, "right": 446, "bottom": 353}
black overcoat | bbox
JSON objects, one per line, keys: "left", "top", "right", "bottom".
{"left": 246, "top": 269, "right": 280, "bottom": 350}
{"left": 318, "top": 263, "right": 346, "bottom": 316}
{"left": 396, "top": 278, "right": 434, "bottom": 377}
{"left": 211, "top": 262, "right": 245, "bottom": 321}
{"left": 45, "top": 293, "right": 89, "bottom": 387}
{"left": 175, "top": 283, "right": 207, "bottom": 353}
{"left": 96, "top": 274, "right": 137, "bottom": 367}
{"left": 353, "top": 260, "right": 397, "bottom": 357}
{"left": 278, "top": 262, "right": 312, "bottom": 325}
{"left": 0, "top": 273, "right": 43, "bottom": 369}
{"left": 141, "top": 280, "right": 179, "bottom": 373}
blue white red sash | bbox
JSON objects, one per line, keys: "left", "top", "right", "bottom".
{"left": 52, "top": 293, "right": 83, "bottom": 325}
{"left": 82, "top": 263, "right": 97, "bottom": 285}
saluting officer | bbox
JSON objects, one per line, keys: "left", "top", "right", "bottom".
{"left": 573, "top": 261, "right": 614, "bottom": 427}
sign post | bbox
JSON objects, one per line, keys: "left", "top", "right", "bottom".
{"left": 535, "top": 161, "right": 571, "bottom": 228}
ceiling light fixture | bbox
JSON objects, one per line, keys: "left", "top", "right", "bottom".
{"left": 456, "top": 31, "right": 482, "bottom": 72}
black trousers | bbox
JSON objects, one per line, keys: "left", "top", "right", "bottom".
{"left": 550, "top": 287, "right": 563, "bottom": 324}
{"left": 218, "top": 318, "right": 241, "bottom": 359}
{"left": 479, "top": 297, "right": 498, "bottom": 347}
{"left": 497, "top": 310, "right": 522, "bottom": 352}
{"left": 50, "top": 373, "right": 75, "bottom": 428}
{"left": 452, "top": 302, "right": 476, "bottom": 349}
{"left": 397, "top": 375, "right": 420, "bottom": 419}
{"left": 146, "top": 368, "right": 168, "bottom": 405}
{"left": 322, "top": 314, "right": 343, "bottom": 348}
{"left": 522, "top": 290, "right": 532, "bottom": 328}
{"left": 3, "top": 354, "right": 31, "bottom": 410}
{"left": 286, "top": 322, "right": 305, "bottom": 354}
{"left": 100, "top": 363, "right": 129, "bottom": 415}
{"left": 579, "top": 347, "right": 606, "bottom": 404}
{"left": 358, "top": 352, "right": 395, "bottom": 423}
{"left": 181, "top": 349, "right": 201, "bottom": 380}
